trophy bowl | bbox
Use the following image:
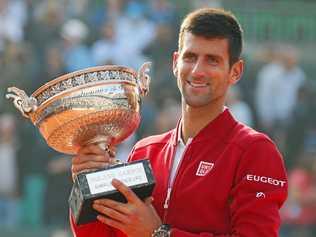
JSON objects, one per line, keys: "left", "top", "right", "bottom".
{"left": 6, "top": 63, "right": 151, "bottom": 154}
{"left": 6, "top": 63, "right": 156, "bottom": 225}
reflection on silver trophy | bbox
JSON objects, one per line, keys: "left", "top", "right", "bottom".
{"left": 6, "top": 63, "right": 156, "bottom": 225}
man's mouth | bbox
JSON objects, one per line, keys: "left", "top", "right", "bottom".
{"left": 187, "top": 81, "right": 209, "bottom": 88}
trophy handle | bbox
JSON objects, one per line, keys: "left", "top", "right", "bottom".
{"left": 137, "top": 62, "right": 152, "bottom": 96}
{"left": 6, "top": 87, "right": 38, "bottom": 118}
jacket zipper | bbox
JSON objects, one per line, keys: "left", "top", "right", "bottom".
{"left": 163, "top": 138, "right": 192, "bottom": 222}
{"left": 163, "top": 187, "right": 172, "bottom": 209}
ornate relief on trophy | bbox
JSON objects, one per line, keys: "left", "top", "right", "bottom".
{"left": 6, "top": 63, "right": 155, "bottom": 225}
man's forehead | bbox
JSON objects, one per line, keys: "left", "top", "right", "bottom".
{"left": 183, "top": 32, "right": 228, "bottom": 43}
{"left": 181, "top": 33, "right": 229, "bottom": 54}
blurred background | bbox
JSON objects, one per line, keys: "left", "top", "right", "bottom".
{"left": 0, "top": 0, "right": 315, "bottom": 236}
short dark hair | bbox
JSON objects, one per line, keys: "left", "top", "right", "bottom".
{"left": 178, "top": 8, "right": 243, "bottom": 66}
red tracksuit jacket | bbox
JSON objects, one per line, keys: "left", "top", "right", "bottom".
{"left": 71, "top": 109, "right": 288, "bottom": 237}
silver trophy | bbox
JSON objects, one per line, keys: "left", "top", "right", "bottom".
{"left": 6, "top": 63, "right": 155, "bottom": 225}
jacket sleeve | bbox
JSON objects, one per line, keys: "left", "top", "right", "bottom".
{"left": 170, "top": 139, "right": 288, "bottom": 237}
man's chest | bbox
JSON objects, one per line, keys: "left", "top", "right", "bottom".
{"left": 150, "top": 142, "right": 241, "bottom": 232}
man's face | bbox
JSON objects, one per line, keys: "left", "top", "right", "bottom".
{"left": 173, "top": 32, "right": 243, "bottom": 108}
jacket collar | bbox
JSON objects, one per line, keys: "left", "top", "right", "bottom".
{"left": 170, "top": 108, "right": 238, "bottom": 145}
{"left": 170, "top": 118, "right": 181, "bottom": 146}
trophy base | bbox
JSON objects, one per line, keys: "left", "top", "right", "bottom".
{"left": 69, "top": 159, "right": 155, "bottom": 225}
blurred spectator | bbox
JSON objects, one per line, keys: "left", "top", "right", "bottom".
{"left": 64, "top": 0, "right": 89, "bottom": 19}
{"left": 149, "top": 0, "right": 176, "bottom": 24}
{"left": 137, "top": 96, "right": 159, "bottom": 139}
{"left": 25, "top": 0, "right": 65, "bottom": 62}
{"left": 155, "top": 98, "right": 181, "bottom": 134}
{"left": 0, "top": 0, "right": 27, "bottom": 51}
{"left": 255, "top": 45, "right": 306, "bottom": 148}
{"left": 281, "top": 152, "right": 316, "bottom": 237}
{"left": 40, "top": 43, "right": 67, "bottom": 82}
{"left": 104, "top": 0, "right": 125, "bottom": 22}
{"left": 255, "top": 45, "right": 285, "bottom": 134}
{"left": 88, "top": 0, "right": 125, "bottom": 29}
{"left": 0, "top": 41, "right": 37, "bottom": 112}
{"left": 169, "top": 0, "right": 192, "bottom": 20}
{"left": 114, "top": 1, "right": 156, "bottom": 69}
{"left": 19, "top": 129, "right": 49, "bottom": 228}
{"left": 303, "top": 90, "right": 316, "bottom": 154}
{"left": 283, "top": 83, "right": 312, "bottom": 169}
{"left": 44, "top": 155, "right": 72, "bottom": 228}
{"left": 277, "top": 46, "right": 306, "bottom": 124}
{"left": 144, "top": 23, "right": 178, "bottom": 104}
{"left": 91, "top": 21, "right": 121, "bottom": 65}
{"left": 226, "top": 86, "right": 254, "bottom": 127}
{"left": 61, "top": 19, "right": 95, "bottom": 72}
{"left": 0, "top": 114, "right": 20, "bottom": 229}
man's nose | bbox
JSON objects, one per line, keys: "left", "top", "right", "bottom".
{"left": 191, "top": 60, "right": 206, "bottom": 78}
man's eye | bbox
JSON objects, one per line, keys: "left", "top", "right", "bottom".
{"left": 183, "top": 55, "right": 195, "bottom": 62}
{"left": 207, "top": 57, "right": 219, "bottom": 65}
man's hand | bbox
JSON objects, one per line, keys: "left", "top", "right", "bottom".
{"left": 93, "top": 179, "right": 162, "bottom": 237}
{"left": 71, "top": 144, "right": 116, "bottom": 181}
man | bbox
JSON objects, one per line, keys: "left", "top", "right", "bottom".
{"left": 70, "top": 8, "right": 288, "bottom": 237}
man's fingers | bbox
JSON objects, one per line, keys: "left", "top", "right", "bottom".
{"left": 78, "top": 144, "right": 107, "bottom": 155}
{"left": 94, "top": 199, "right": 132, "bottom": 215}
{"left": 72, "top": 161, "right": 109, "bottom": 174}
{"left": 111, "top": 179, "right": 140, "bottom": 204}
{"left": 93, "top": 204, "right": 130, "bottom": 224}
{"left": 72, "top": 154, "right": 112, "bottom": 164}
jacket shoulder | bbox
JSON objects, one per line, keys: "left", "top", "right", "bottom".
{"left": 229, "top": 122, "right": 275, "bottom": 151}
{"left": 133, "top": 130, "right": 174, "bottom": 150}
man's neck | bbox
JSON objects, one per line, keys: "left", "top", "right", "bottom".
{"left": 181, "top": 102, "right": 225, "bottom": 144}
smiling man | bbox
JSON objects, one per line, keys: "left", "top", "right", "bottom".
{"left": 70, "top": 8, "right": 288, "bottom": 237}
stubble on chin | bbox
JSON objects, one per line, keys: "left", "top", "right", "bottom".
{"left": 181, "top": 90, "right": 213, "bottom": 108}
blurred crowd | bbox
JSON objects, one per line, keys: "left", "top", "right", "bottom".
{"left": 0, "top": 0, "right": 315, "bottom": 237}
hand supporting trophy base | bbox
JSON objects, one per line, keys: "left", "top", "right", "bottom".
{"left": 70, "top": 159, "right": 155, "bottom": 225}
{"left": 6, "top": 63, "right": 155, "bottom": 225}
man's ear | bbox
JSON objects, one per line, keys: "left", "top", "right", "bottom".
{"left": 229, "top": 59, "right": 244, "bottom": 85}
{"left": 172, "top": 51, "right": 179, "bottom": 77}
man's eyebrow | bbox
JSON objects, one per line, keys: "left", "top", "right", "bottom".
{"left": 205, "top": 54, "right": 223, "bottom": 61}
{"left": 182, "top": 51, "right": 196, "bottom": 56}
{"left": 205, "top": 53, "right": 222, "bottom": 59}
